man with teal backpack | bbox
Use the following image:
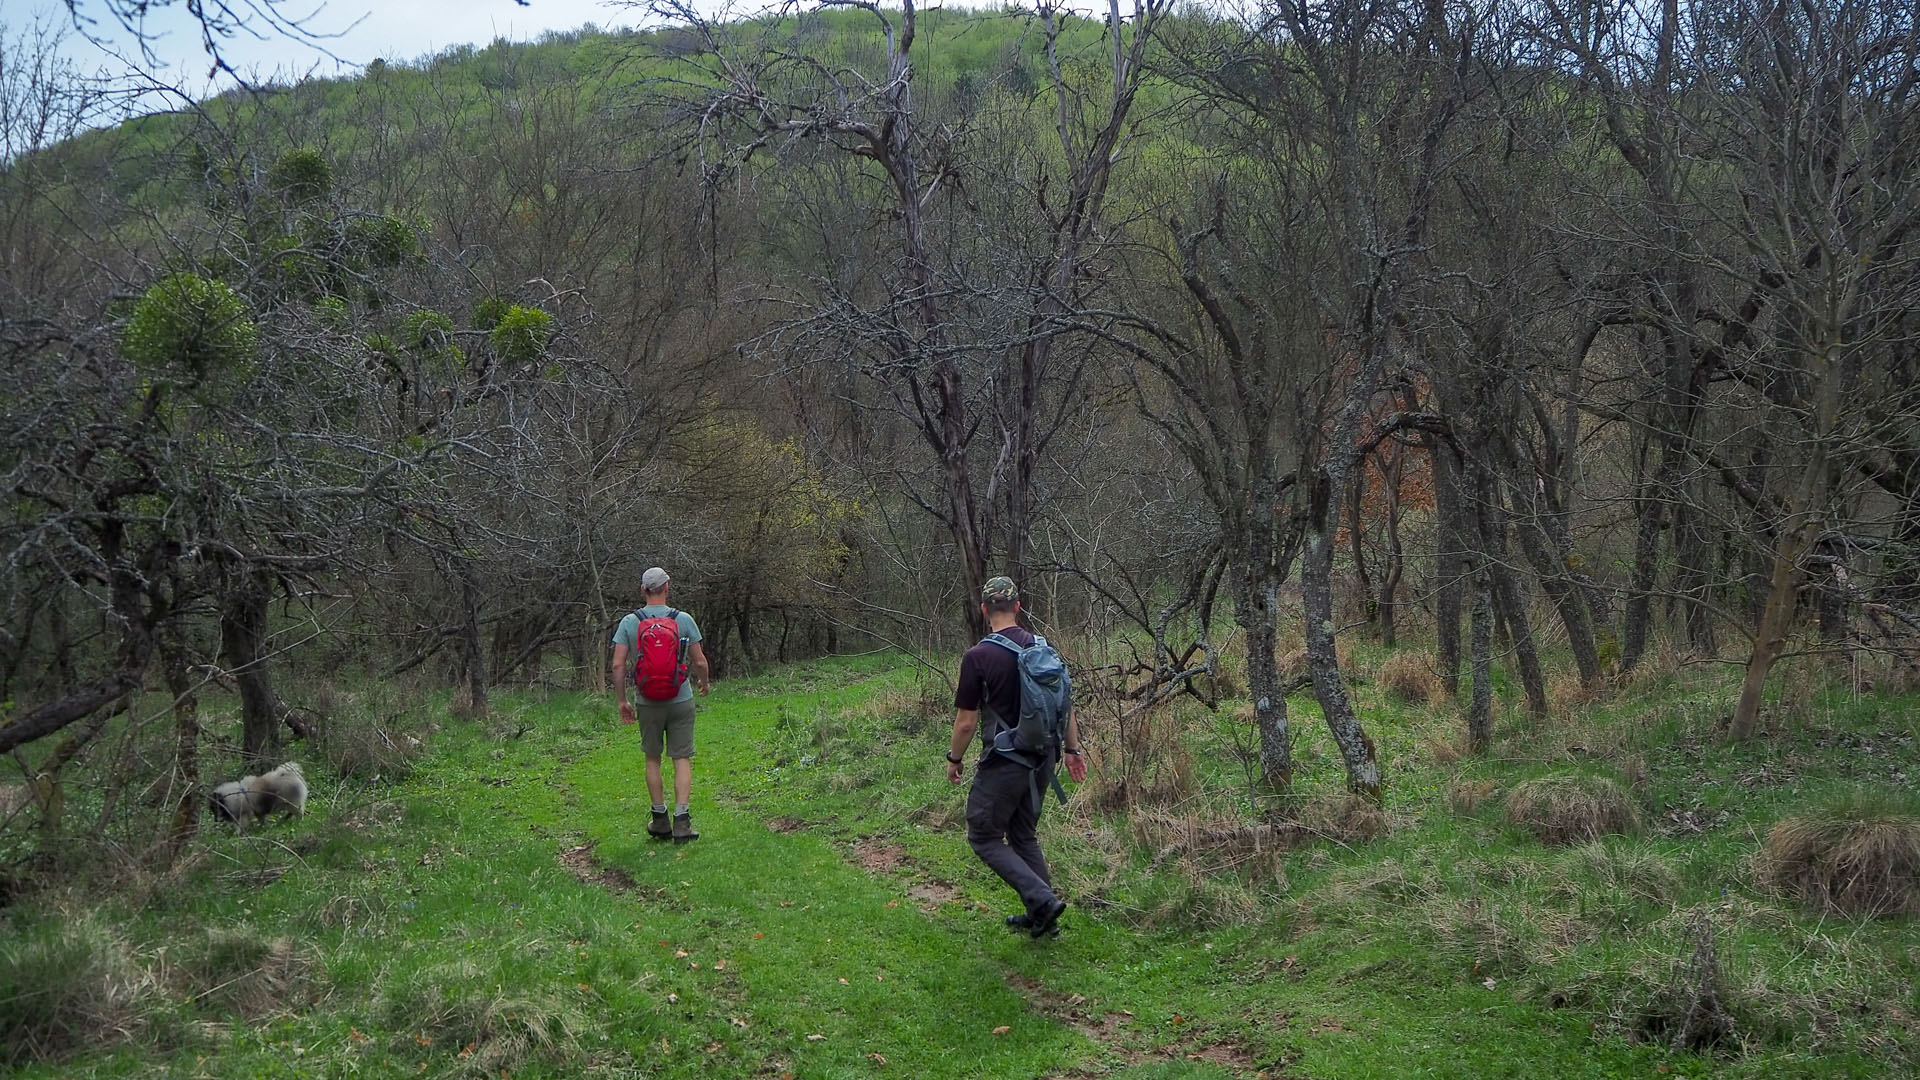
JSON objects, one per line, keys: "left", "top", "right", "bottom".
{"left": 946, "top": 576, "right": 1087, "bottom": 938}
{"left": 612, "top": 566, "right": 711, "bottom": 843}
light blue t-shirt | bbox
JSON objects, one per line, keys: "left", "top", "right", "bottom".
{"left": 612, "top": 605, "right": 703, "bottom": 704}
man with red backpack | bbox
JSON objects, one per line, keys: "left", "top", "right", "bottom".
{"left": 611, "top": 566, "right": 711, "bottom": 843}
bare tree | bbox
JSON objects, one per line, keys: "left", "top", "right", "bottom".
{"left": 636, "top": 0, "right": 1168, "bottom": 637}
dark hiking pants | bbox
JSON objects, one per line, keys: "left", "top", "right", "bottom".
{"left": 966, "top": 756, "right": 1058, "bottom": 917}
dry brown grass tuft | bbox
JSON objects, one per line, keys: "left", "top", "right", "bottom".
{"left": 1446, "top": 778, "right": 1500, "bottom": 815}
{"left": 1276, "top": 649, "right": 1309, "bottom": 688}
{"left": 1295, "top": 793, "right": 1390, "bottom": 845}
{"left": 1854, "top": 652, "right": 1920, "bottom": 696}
{"left": 1276, "top": 636, "right": 1356, "bottom": 686}
{"left": 0, "top": 913, "right": 159, "bottom": 1067}
{"left": 1614, "top": 752, "right": 1649, "bottom": 791}
{"left": 1376, "top": 650, "right": 1443, "bottom": 705}
{"left": 1755, "top": 802, "right": 1920, "bottom": 917}
{"left": 180, "top": 929, "right": 313, "bottom": 1019}
{"left": 1545, "top": 672, "right": 1600, "bottom": 719}
{"left": 1427, "top": 895, "right": 1541, "bottom": 976}
{"left": 1424, "top": 734, "right": 1466, "bottom": 766}
{"left": 378, "top": 961, "right": 593, "bottom": 1076}
{"left": 1128, "top": 808, "right": 1296, "bottom": 888}
{"left": 854, "top": 683, "right": 949, "bottom": 737}
{"left": 1310, "top": 857, "right": 1441, "bottom": 923}
{"left": 906, "top": 800, "right": 962, "bottom": 832}
{"left": 1505, "top": 774, "right": 1641, "bottom": 846}
{"left": 1618, "top": 640, "right": 1685, "bottom": 695}
{"left": 1771, "top": 669, "right": 1819, "bottom": 727}
{"left": 1084, "top": 698, "right": 1196, "bottom": 810}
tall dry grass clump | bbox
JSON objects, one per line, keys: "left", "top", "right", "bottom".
{"left": 1117, "top": 809, "right": 1284, "bottom": 928}
{"left": 1295, "top": 793, "right": 1390, "bottom": 845}
{"left": 1446, "top": 778, "right": 1500, "bottom": 815}
{"left": 1376, "top": 649, "right": 1444, "bottom": 705}
{"left": 1505, "top": 774, "right": 1641, "bottom": 845}
{"left": 1754, "top": 794, "right": 1920, "bottom": 917}
{"left": 0, "top": 913, "right": 160, "bottom": 1067}
{"left": 1085, "top": 697, "right": 1197, "bottom": 810}
{"left": 854, "top": 680, "right": 949, "bottom": 738}
{"left": 311, "top": 684, "right": 427, "bottom": 781}
{"left": 1545, "top": 672, "right": 1599, "bottom": 719}
{"left": 1127, "top": 808, "right": 1294, "bottom": 889}
{"left": 378, "top": 960, "right": 595, "bottom": 1075}
{"left": 177, "top": 927, "right": 313, "bottom": 1019}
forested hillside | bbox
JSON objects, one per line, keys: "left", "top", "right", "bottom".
{"left": 2, "top": 2, "right": 1917, "bottom": 1076}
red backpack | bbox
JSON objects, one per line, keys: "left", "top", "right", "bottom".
{"left": 632, "top": 609, "right": 689, "bottom": 701}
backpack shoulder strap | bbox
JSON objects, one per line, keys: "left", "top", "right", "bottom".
{"left": 982, "top": 632, "right": 1024, "bottom": 655}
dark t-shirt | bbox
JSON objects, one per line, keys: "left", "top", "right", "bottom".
{"left": 954, "top": 626, "right": 1037, "bottom": 754}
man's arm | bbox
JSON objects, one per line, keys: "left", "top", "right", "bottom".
{"left": 1061, "top": 708, "right": 1087, "bottom": 782}
{"left": 947, "top": 708, "right": 979, "bottom": 784}
{"left": 612, "top": 642, "right": 634, "bottom": 724}
{"left": 688, "top": 642, "right": 712, "bottom": 695}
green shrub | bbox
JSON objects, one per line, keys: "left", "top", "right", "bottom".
{"left": 312, "top": 294, "right": 349, "bottom": 329}
{"left": 121, "top": 272, "right": 258, "bottom": 384}
{"left": 402, "top": 309, "right": 456, "bottom": 354}
{"left": 346, "top": 214, "right": 422, "bottom": 268}
{"left": 489, "top": 305, "right": 552, "bottom": 366}
{"left": 471, "top": 296, "right": 510, "bottom": 331}
{"left": 267, "top": 146, "right": 332, "bottom": 203}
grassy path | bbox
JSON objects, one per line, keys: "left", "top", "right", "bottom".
{"left": 506, "top": 660, "right": 1681, "bottom": 1080}
{"left": 555, "top": 667, "right": 1128, "bottom": 1079}
{"left": 28, "top": 653, "right": 1894, "bottom": 1078}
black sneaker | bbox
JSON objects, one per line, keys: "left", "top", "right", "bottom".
{"left": 1029, "top": 897, "right": 1067, "bottom": 939}
{"left": 647, "top": 811, "right": 673, "bottom": 840}
{"left": 672, "top": 813, "right": 699, "bottom": 844}
{"left": 1005, "top": 912, "right": 1062, "bottom": 937}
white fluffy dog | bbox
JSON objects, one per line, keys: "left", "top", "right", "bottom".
{"left": 209, "top": 762, "right": 308, "bottom": 833}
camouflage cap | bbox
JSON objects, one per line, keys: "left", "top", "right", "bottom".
{"left": 981, "top": 576, "right": 1018, "bottom": 603}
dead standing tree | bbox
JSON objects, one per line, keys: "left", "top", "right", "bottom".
{"left": 638, "top": 0, "right": 1167, "bottom": 637}
{"left": 997, "top": 0, "right": 1172, "bottom": 600}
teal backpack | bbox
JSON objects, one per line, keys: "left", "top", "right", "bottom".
{"left": 983, "top": 632, "right": 1072, "bottom": 812}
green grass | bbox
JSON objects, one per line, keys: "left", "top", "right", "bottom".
{"left": 2, "top": 649, "right": 1914, "bottom": 1077}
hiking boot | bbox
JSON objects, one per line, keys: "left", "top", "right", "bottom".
{"left": 672, "top": 813, "right": 699, "bottom": 844}
{"left": 1029, "top": 897, "right": 1067, "bottom": 939}
{"left": 1006, "top": 912, "right": 1062, "bottom": 938}
{"left": 647, "top": 810, "right": 673, "bottom": 840}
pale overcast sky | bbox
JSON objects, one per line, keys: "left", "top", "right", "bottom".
{"left": 29, "top": 0, "right": 696, "bottom": 96}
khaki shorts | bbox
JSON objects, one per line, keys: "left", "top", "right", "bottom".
{"left": 636, "top": 698, "right": 696, "bottom": 759}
